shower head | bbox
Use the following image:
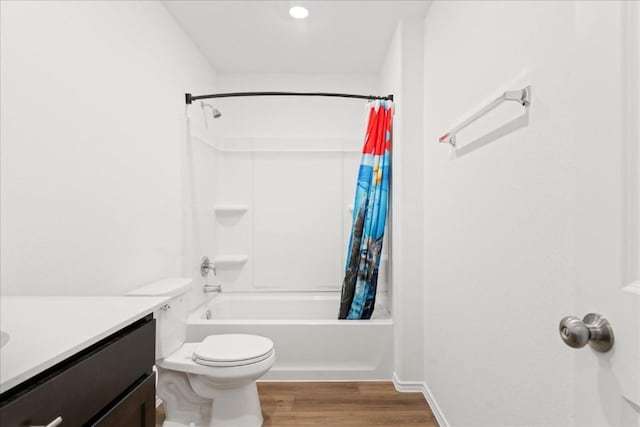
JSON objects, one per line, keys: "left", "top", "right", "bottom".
{"left": 200, "top": 101, "right": 222, "bottom": 118}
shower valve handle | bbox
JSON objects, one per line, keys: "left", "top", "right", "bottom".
{"left": 201, "top": 256, "right": 216, "bottom": 277}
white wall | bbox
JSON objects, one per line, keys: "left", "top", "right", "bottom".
{"left": 0, "top": 1, "right": 217, "bottom": 295}
{"left": 379, "top": 19, "right": 425, "bottom": 384}
{"left": 422, "top": 1, "right": 575, "bottom": 426}
{"left": 189, "top": 73, "right": 388, "bottom": 295}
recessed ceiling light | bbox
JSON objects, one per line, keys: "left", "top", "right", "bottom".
{"left": 289, "top": 6, "right": 309, "bottom": 19}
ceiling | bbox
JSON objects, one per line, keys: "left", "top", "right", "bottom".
{"left": 163, "top": 1, "right": 430, "bottom": 74}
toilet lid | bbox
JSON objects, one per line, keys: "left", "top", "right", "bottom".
{"left": 192, "top": 334, "right": 274, "bottom": 367}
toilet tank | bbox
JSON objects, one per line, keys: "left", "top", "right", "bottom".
{"left": 128, "top": 278, "right": 192, "bottom": 359}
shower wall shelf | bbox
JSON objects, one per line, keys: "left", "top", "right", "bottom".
{"left": 214, "top": 204, "right": 249, "bottom": 215}
{"left": 213, "top": 255, "right": 249, "bottom": 267}
{"left": 438, "top": 85, "right": 531, "bottom": 148}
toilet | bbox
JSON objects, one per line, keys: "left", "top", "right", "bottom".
{"left": 129, "top": 278, "right": 275, "bottom": 427}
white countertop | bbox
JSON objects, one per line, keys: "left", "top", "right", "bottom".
{"left": 0, "top": 296, "right": 170, "bottom": 394}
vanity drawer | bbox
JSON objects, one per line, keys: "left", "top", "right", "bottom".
{"left": 91, "top": 372, "right": 155, "bottom": 427}
{"left": 0, "top": 317, "right": 155, "bottom": 426}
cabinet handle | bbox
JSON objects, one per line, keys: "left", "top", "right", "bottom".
{"left": 31, "top": 416, "right": 63, "bottom": 427}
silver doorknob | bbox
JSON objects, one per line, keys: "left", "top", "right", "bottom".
{"left": 559, "top": 313, "right": 614, "bottom": 353}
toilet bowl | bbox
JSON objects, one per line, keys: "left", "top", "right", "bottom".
{"left": 129, "top": 279, "right": 275, "bottom": 427}
{"left": 159, "top": 335, "right": 275, "bottom": 427}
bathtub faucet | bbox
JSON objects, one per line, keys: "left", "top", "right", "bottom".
{"left": 203, "top": 283, "right": 222, "bottom": 294}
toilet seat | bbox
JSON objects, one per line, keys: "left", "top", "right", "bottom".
{"left": 157, "top": 342, "right": 275, "bottom": 380}
{"left": 192, "top": 334, "right": 274, "bottom": 367}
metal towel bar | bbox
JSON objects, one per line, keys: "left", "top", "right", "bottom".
{"left": 438, "top": 86, "right": 531, "bottom": 148}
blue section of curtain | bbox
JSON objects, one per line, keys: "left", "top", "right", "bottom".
{"left": 339, "top": 101, "right": 392, "bottom": 320}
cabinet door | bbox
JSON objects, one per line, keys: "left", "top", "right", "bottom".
{"left": 91, "top": 373, "right": 155, "bottom": 427}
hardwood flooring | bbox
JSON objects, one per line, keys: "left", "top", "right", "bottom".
{"left": 258, "top": 382, "right": 436, "bottom": 426}
{"left": 156, "top": 381, "right": 437, "bottom": 427}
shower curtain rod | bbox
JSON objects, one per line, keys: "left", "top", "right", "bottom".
{"left": 185, "top": 91, "right": 393, "bottom": 104}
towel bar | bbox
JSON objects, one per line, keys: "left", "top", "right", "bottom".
{"left": 439, "top": 86, "right": 531, "bottom": 148}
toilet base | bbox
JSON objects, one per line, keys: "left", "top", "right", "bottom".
{"left": 157, "top": 367, "right": 212, "bottom": 427}
{"left": 210, "top": 381, "right": 263, "bottom": 427}
{"left": 188, "top": 374, "right": 263, "bottom": 427}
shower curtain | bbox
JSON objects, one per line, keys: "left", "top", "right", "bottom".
{"left": 339, "top": 100, "right": 393, "bottom": 320}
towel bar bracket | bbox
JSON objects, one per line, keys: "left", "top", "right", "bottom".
{"left": 504, "top": 86, "right": 531, "bottom": 107}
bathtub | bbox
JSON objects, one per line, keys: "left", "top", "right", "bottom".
{"left": 186, "top": 292, "right": 393, "bottom": 381}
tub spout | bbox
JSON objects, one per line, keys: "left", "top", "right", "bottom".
{"left": 204, "top": 283, "right": 222, "bottom": 294}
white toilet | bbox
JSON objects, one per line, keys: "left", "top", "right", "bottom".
{"left": 129, "top": 278, "right": 275, "bottom": 427}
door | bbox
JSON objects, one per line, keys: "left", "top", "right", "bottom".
{"left": 571, "top": 2, "right": 640, "bottom": 425}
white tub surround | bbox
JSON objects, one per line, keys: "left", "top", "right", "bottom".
{"left": 0, "top": 296, "right": 170, "bottom": 394}
{"left": 188, "top": 293, "right": 393, "bottom": 381}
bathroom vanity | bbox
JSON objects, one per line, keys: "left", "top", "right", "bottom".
{"left": 0, "top": 296, "right": 169, "bottom": 426}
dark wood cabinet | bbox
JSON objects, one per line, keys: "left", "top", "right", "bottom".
{"left": 92, "top": 373, "right": 155, "bottom": 427}
{"left": 0, "top": 316, "right": 156, "bottom": 427}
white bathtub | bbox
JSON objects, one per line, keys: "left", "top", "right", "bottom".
{"left": 187, "top": 292, "right": 393, "bottom": 381}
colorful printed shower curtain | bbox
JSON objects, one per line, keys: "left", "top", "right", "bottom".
{"left": 338, "top": 101, "right": 393, "bottom": 320}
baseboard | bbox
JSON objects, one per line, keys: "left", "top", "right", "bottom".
{"left": 421, "top": 380, "right": 449, "bottom": 427}
{"left": 262, "top": 367, "right": 392, "bottom": 382}
{"left": 392, "top": 373, "right": 449, "bottom": 427}
{"left": 391, "top": 372, "right": 424, "bottom": 392}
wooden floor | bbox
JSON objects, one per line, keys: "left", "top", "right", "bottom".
{"left": 157, "top": 382, "right": 437, "bottom": 427}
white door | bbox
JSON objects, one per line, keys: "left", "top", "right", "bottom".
{"left": 571, "top": 2, "right": 640, "bottom": 425}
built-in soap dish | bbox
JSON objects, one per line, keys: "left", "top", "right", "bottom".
{"left": 214, "top": 204, "right": 249, "bottom": 215}
{"left": 213, "top": 255, "right": 249, "bottom": 267}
